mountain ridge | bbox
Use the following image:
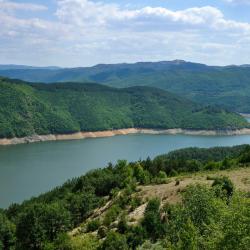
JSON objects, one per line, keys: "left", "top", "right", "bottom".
{"left": 1, "top": 60, "right": 250, "bottom": 112}
{"left": 0, "top": 77, "right": 248, "bottom": 139}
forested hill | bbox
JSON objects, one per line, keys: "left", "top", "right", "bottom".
{"left": 0, "top": 77, "right": 248, "bottom": 139}
{"left": 1, "top": 61, "right": 250, "bottom": 112}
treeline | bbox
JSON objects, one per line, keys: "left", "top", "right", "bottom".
{"left": 1, "top": 145, "right": 250, "bottom": 249}
{"left": 156, "top": 144, "right": 248, "bottom": 163}
{"left": 0, "top": 77, "right": 248, "bottom": 139}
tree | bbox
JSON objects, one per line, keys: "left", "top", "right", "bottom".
{"left": 183, "top": 185, "right": 218, "bottom": 233}
{"left": 142, "top": 198, "right": 166, "bottom": 241}
{"left": 66, "top": 192, "right": 98, "bottom": 226}
{"left": 16, "top": 202, "right": 71, "bottom": 249}
{"left": 177, "top": 218, "right": 198, "bottom": 250}
{"left": 0, "top": 211, "right": 16, "bottom": 250}
{"left": 133, "top": 163, "right": 150, "bottom": 184}
{"left": 212, "top": 176, "right": 234, "bottom": 199}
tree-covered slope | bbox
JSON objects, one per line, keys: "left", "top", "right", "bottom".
{"left": 0, "top": 77, "right": 248, "bottom": 138}
{"left": 2, "top": 61, "right": 250, "bottom": 112}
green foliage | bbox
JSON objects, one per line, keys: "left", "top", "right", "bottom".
{"left": 183, "top": 185, "right": 219, "bottom": 232}
{"left": 100, "top": 231, "right": 128, "bottom": 250}
{"left": 212, "top": 176, "right": 234, "bottom": 199}
{"left": 157, "top": 145, "right": 248, "bottom": 163}
{"left": 0, "top": 78, "right": 248, "bottom": 139}
{"left": 239, "top": 145, "right": 250, "bottom": 163}
{"left": 97, "top": 226, "right": 108, "bottom": 239}
{"left": 86, "top": 219, "right": 101, "bottom": 232}
{"left": 16, "top": 202, "right": 71, "bottom": 250}
{"left": 50, "top": 233, "right": 73, "bottom": 250}
{"left": 133, "top": 163, "right": 151, "bottom": 185}
{"left": 117, "top": 215, "right": 129, "bottom": 234}
{"left": 137, "top": 240, "right": 166, "bottom": 250}
{"left": 103, "top": 205, "right": 121, "bottom": 227}
{"left": 126, "top": 225, "right": 146, "bottom": 249}
{"left": 216, "top": 194, "right": 250, "bottom": 250}
{"left": 70, "top": 234, "right": 99, "bottom": 250}
{"left": 142, "top": 198, "right": 166, "bottom": 241}
{"left": 66, "top": 192, "right": 99, "bottom": 227}
{"left": 0, "top": 211, "right": 16, "bottom": 250}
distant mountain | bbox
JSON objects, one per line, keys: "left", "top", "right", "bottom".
{"left": 0, "top": 65, "right": 60, "bottom": 70}
{"left": 0, "top": 77, "right": 247, "bottom": 139}
{"left": 1, "top": 60, "right": 250, "bottom": 112}
{"left": 0, "top": 60, "right": 213, "bottom": 83}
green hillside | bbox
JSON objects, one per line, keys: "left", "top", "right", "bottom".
{"left": 0, "top": 77, "right": 248, "bottom": 139}
{"left": 1, "top": 61, "right": 250, "bottom": 112}
{"left": 1, "top": 145, "right": 250, "bottom": 249}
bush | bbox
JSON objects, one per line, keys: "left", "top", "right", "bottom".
{"left": 127, "top": 225, "right": 146, "bottom": 249}
{"left": 142, "top": 198, "right": 166, "bottom": 240}
{"left": 71, "top": 234, "right": 99, "bottom": 250}
{"left": 175, "top": 179, "right": 180, "bottom": 186}
{"left": 204, "top": 161, "right": 219, "bottom": 171}
{"left": 101, "top": 231, "right": 128, "bottom": 250}
{"left": 86, "top": 219, "right": 101, "bottom": 232}
{"left": 52, "top": 233, "right": 73, "bottom": 250}
{"left": 97, "top": 226, "right": 108, "bottom": 239}
{"left": 117, "top": 215, "right": 129, "bottom": 234}
{"left": 103, "top": 205, "right": 121, "bottom": 227}
{"left": 220, "top": 158, "right": 233, "bottom": 170}
{"left": 183, "top": 185, "right": 219, "bottom": 232}
{"left": 129, "top": 196, "right": 143, "bottom": 211}
{"left": 212, "top": 176, "right": 234, "bottom": 199}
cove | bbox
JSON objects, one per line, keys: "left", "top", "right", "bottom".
{"left": 1, "top": 133, "right": 250, "bottom": 208}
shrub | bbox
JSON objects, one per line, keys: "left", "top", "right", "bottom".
{"left": 117, "top": 215, "right": 129, "bottom": 234}
{"left": 71, "top": 234, "right": 99, "bottom": 250}
{"left": 212, "top": 176, "right": 234, "bottom": 199}
{"left": 97, "top": 226, "right": 107, "bottom": 239}
{"left": 183, "top": 185, "right": 219, "bottom": 232}
{"left": 129, "top": 196, "right": 143, "bottom": 211}
{"left": 103, "top": 205, "right": 121, "bottom": 226}
{"left": 142, "top": 198, "right": 166, "bottom": 240}
{"left": 101, "top": 231, "right": 128, "bottom": 250}
{"left": 86, "top": 219, "right": 101, "bottom": 232}
{"left": 127, "top": 225, "right": 146, "bottom": 249}
{"left": 175, "top": 180, "right": 180, "bottom": 186}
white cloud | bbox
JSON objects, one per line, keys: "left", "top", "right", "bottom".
{"left": 0, "top": 0, "right": 47, "bottom": 11}
{"left": 55, "top": 1, "right": 250, "bottom": 33}
{"left": 224, "top": 0, "right": 250, "bottom": 5}
{"left": 0, "top": 0, "right": 250, "bottom": 66}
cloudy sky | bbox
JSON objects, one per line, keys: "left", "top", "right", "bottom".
{"left": 1, "top": 0, "right": 250, "bottom": 67}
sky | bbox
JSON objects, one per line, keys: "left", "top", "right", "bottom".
{"left": 1, "top": 0, "right": 250, "bottom": 67}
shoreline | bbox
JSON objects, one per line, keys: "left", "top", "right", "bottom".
{"left": 1, "top": 128, "right": 250, "bottom": 146}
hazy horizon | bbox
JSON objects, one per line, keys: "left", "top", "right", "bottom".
{"left": 1, "top": 59, "right": 250, "bottom": 69}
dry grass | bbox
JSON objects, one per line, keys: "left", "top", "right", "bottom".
{"left": 127, "top": 168, "right": 250, "bottom": 221}
{"left": 71, "top": 167, "right": 250, "bottom": 232}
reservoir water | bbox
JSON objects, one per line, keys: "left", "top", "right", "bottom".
{"left": 1, "top": 133, "right": 250, "bottom": 208}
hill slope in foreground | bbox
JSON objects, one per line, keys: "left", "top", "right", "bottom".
{"left": 0, "top": 77, "right": 248, "bottom": 139}
{"left": 1, "top": 145, "right": 250, "bottom": 249}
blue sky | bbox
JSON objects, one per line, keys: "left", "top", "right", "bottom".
{"left": 1, "top": 0, "right": 250, "bottom": 67}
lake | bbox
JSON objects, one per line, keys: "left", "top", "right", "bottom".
{"left": 1, "top": 133, "right": 250, "bottom": 208}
